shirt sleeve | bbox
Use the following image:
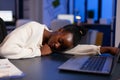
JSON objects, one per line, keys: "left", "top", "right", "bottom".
{"left": 0, "top": 21, "right": 43, "bottom": 59}
{"left": 0, "top": 43, "right": 41, "bottom": 59}
{"left": 63, "top": 45, "right": 101, "bottom": 55}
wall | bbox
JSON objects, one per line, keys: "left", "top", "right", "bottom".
{"left": 25, "top": 0, "right": 67, "bottom": 28}
{"left": 43, "top": 0, "right": 67, "bottom": 27}
{"left": 28, "top": 0, "right": 43, "bottom": 22}
{"left": 0, "top": 0, "right": 15, "bottom": 15}
{"left": 115, "top": 0, "right": 120, "bottom": 47}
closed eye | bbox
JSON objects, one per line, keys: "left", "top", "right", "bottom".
{"left": 58, "top": 38, "right": 64, "bottom": 44}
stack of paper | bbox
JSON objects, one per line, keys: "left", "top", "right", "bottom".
{"left": 0, "top": 59, "right": 24, "bottom": 78}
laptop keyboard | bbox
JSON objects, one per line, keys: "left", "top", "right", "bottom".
{"left": 80, "top": 56, "right": 107, "bottom": 71}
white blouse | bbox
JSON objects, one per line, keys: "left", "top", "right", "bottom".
{"left": 64, "top": 45, "right": 101, "bottom": 55}
{"left": 0, "top": 21, "right": 49, "bottom": 59}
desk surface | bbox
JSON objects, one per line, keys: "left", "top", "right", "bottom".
{"left": 9, "top": 53, "right": 120, "bottom": 80}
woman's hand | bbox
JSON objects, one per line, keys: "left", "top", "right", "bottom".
{"left": 109, "top": 47, "right": 119, "bottom": 55}
{"left": 40, "top": 44, "right": 53, "bottom": 56}
{"left": 100, "top": 47, "right": 119, "bottom": 55}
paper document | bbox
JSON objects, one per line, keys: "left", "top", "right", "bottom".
{"left": 0, "top": 59, "right": 24, "bottom": 78}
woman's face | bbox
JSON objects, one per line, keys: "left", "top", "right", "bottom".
{"left": 48, "top": 30, "right": 74, "bottom": 51}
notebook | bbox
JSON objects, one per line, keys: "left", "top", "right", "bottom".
{"left": 58, "top": 45, "right": 120, "bottom": 75}
{"left": 0, "top": 59, "right": 24, "bottom": 78}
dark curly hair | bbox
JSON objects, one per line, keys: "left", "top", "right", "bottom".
{"left": 62, "top": 24, "right": 87, "bottom": 47}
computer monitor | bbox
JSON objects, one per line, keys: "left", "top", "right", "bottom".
{"left": 57, "top": 14, "right": 74, "bottom": 23}
{"left": 0, "top": 11, "right": 13, "bottom": 22}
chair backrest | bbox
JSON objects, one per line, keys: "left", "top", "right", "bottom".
{"left": 0, "top": 18, "right": 7, "bottom": 43}
{"left": 79, "top": 29, "right": 103, "bottom": 46}
{"left": 16, "top": 19, "right": 32, "bottom": 28}
{"left": 50, "top": 19, "right": 71, "bottom": 31}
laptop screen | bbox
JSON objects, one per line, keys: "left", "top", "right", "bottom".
{"left": 0, "top": 11, "right": 13, "bottom": 22}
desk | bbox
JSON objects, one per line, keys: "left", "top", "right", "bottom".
{"left": 10, "top": 53, "right": 120, "bottom": 80}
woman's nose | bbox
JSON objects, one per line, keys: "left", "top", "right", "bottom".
{"left": 54, "top": 42, "right": 60, "bottom": 48}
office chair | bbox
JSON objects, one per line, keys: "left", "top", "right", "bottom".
{"left": 0, "top": 18, "right": 7, "bottom": 43}
{"left": 16, "top": 19, "right": 32, "bottom": 28}
{"left": 79, "top": 29, "right": 103, "bottom": 46}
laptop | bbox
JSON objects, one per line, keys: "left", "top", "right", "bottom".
{"left": 58, "top": 44, "right": 120, "bottom": 75}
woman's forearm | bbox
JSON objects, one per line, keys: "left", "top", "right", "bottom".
{"left": 100, "top": 47, "right": 119, "bottom": 55}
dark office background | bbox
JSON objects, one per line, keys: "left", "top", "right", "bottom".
{"left": 0, "top": 0, "right": 117, "bottom": 46}
{"left": 68, "top": 0, "right": 113, "bottom": 23}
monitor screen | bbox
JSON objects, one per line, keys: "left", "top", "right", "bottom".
{"left": 57, "top": 14, "right": 74, "bottom": 23}
{"left": 0, "top": 11, "right": 13, "bottom": 22}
